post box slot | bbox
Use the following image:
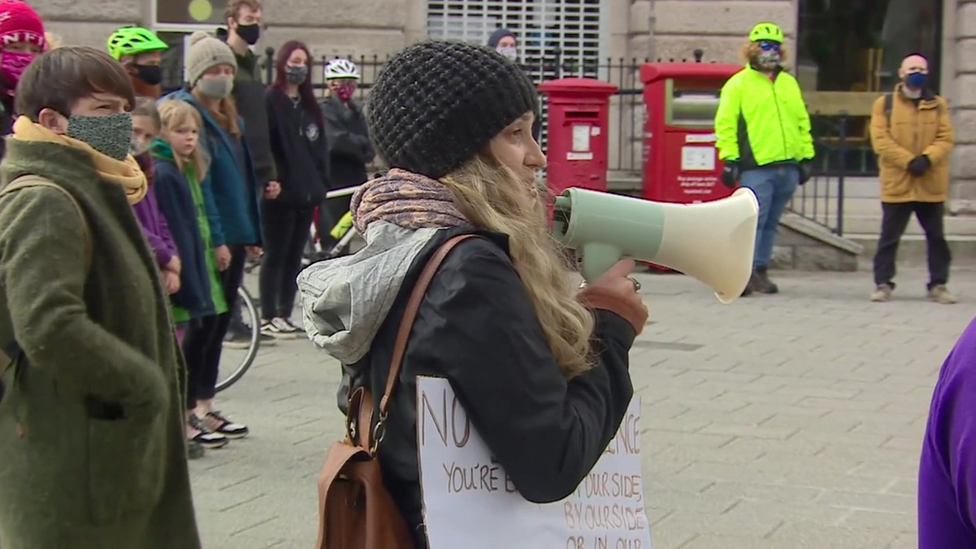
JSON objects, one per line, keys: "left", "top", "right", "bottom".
{"left": 664, "top": 79, "right": 721, "bottom": 128}
{"left": 565, "top": 111, "right": 600, "bottom": 120}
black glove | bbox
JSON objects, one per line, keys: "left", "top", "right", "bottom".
{"left": 798, "top": 160, "right": 813, "bottom": 185}
{"left": 908, "top": 155, "right": 931, "bottom": 177}
{"left": 720, "top": 161, "right": 739, "bottom": 188}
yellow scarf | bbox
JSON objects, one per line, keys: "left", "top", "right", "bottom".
{"left": 10, "top": 116, "right": 148, "bottom": 205}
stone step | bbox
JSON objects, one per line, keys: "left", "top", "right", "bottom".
{"left": 847, "top": 234, "right": 976, "bottom": 267}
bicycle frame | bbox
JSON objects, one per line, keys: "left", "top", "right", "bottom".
{"left": 307, "top": 184, "right": 363, "bottom": 260}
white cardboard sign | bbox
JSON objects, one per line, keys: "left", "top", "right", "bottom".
{"left": 416, "top": 376, "right": 653, "bottom": 549}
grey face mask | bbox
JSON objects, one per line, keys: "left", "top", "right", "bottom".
{"left": 286, "top": 65, "right": 308, "bottom": 85}
{"left": 66, "top": 112, "right": 134, "bottom": 161}
{"left": 197, "top": 76, "right": 234, "bottom": 99}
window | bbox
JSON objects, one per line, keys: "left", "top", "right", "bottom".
{"left": 155, "top": 0, "right": 229, "bottom": 27}
{"left": 425, "top": 0, "right": 606, "bottom": 149}
{"left": 797, "top": 0, "right": 943, "bottom": 93}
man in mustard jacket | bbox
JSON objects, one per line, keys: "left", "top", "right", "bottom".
{"left": 868, "top": 53, "right": 955, "bottom": 304}
{"left": 715, "top": 22, "right": 815, "bottom": 296}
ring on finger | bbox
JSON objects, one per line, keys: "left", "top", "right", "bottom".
{"left": 628, "top": 276, "right": 641, "bottom": 292}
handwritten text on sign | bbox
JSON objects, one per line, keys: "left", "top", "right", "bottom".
{"left": 416, "top": 376, "right": 652, "bottom": 549}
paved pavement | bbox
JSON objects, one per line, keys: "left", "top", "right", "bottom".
{"left": 192, "top": 267, "right": 976, "bottom": 549}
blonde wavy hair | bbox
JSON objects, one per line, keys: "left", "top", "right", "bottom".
{"left": 157, "top": 99, "right": 210, "bottom": 177}
{"left": 440, "top": 154, "right": 596, "bottom": 379}
{"left": 740, "top": 40, "right": 789, "bottom": 64}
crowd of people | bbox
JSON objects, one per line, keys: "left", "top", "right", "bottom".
{"left": 0, "top": 0, "right": 376, "bottom": 544}
{"left": 0, "top": 0, "right": 970, "bottom": 545}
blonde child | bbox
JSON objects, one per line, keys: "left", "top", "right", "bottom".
{"left": 153, "top": 99, "right": 230, "bottom": 454}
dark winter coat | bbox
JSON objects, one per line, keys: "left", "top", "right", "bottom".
{"left": 267, "top": 88, "right": 330, "bottom": 206}
{"left": 299, "top": 225, "right": 636, "bottom": 549}
{"left": 320, "top": 94, "right": 373, "bottom": 190}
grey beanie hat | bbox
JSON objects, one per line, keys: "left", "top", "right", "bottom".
{"left": 185, "top": 30, "right": 237, "bottom": 86}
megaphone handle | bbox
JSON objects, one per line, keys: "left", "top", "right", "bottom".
{"left": 579, "top": 243, "right": 623, "bottom": 283}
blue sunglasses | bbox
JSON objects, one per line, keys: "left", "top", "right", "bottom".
{"left": 758, "top": 41, "right": 781, "bottom": 52}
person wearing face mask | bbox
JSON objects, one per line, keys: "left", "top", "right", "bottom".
{"left": 163, "top": 31, "right": 273, "bottom": 444}
{"left": 319, "top": 58, "right": 372, "bottom": 252}
{"left": 107, "top": 26, "right": 169, "bottom": 100}
{"left": 715, "top": 22, "right": 814, "bottom": 296}
{"left": 260, "top": 41, "right": 329, "bottom": 338}
{"left": 868, "top": 53, "right": 955, "bottom": 304}
{"left": 486, "top": 27, "right": 543, "bottom": 141}
{"left": 0, "top": 0, "right": 47, "bottom": 161}
{"left": 0, "top": 46, "right": 201, "bottom": 549}
{"left": 218, "top": 0, "right": 280, "bottom": 348}
{"left": 299, "top": 41, "right": 647, "bottom": 547}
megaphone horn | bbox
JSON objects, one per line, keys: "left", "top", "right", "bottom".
{"left": 552, "top": 188, "right": 759, "bottom": 304}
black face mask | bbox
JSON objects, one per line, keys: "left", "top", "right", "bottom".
{"left": 134, "top": 64, "right": 163, "bottom": 86}
{"left": 236, "top": 23, "right": 261, "bottom": 45}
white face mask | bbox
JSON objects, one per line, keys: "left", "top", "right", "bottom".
{"left": 497, "top": 46, "right": 518, "bottom": 61}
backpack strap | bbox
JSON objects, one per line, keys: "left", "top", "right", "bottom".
{"left": 352, "top": 233, "right": 482, "bottom": 455}
{"left": 0, "top": 175, "right": 93, "bottom": 374}
{"left": 884, "top": 93, "right": 893, "bottom": 127}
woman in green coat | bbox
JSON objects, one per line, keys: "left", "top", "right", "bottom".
{"left": 0, "top": 47, "right": 201, "bottom": 548}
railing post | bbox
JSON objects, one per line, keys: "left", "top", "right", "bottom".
{"left": 836, "top": 111, "right": 847, "bottom": 236}
{"left": 264, "top": 47, "right": 275, "bottom": 85}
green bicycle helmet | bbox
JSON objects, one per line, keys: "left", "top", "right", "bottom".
{"left": 749, "top": 22, "right": 784, "bottom": 43}
{"left": 107, "top": 26, "right": 169, "bottom": 60}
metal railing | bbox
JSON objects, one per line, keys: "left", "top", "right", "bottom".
{"left": 248, "top": 47, "right": 870, "bottom": 237}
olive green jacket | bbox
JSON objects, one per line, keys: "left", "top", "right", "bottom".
{"left": 0, "top": 140, "right": 201, "bottom": 549}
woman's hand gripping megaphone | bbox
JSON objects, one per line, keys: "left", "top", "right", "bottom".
{"left": 577, "top": 258, "right": 649, "bottom": 335}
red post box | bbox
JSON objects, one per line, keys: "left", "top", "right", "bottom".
{"left": 639, "top": 62, "right": 742, "bottom": 204}
{"left": 538, "top": 78, "right": 618, "bottom": 199}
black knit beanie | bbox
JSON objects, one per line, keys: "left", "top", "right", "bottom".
{"left": 366, "top": 40, "right": 539, "bottom": 180}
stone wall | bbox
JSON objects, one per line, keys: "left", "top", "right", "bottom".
{"left": 650, "top": 0, "right": 798, "bottom": 64}
{"left": 948, "top": 0, "right": 976, "bottom": 214}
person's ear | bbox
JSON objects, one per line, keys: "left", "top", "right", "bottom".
{"left": 897, "top": 67, "right": 906, "bottom": 79}
{"left": 37, "top": 108, "right": 68, "bottom": 135}
{"left": 226, "top": 16, "right": 236, "bottom": 30}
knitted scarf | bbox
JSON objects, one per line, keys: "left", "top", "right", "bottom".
{"left": 351, "top": 168, "right": 474, "bottom": 234}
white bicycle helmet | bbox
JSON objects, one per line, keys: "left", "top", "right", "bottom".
{"left": 325, "top": 58, "right": 361, "bottom": 80}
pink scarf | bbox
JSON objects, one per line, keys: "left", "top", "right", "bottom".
{"left": 351, "top": 168, "right": 473, "bottom": 234}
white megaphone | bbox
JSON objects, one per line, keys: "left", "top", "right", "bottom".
{"left": 552, "top": 187, "right": 759, "bottom": 304}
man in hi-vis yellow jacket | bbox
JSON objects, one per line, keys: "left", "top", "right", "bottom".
{"left": 715, "top": 22, "right": 815, "bottom": 297}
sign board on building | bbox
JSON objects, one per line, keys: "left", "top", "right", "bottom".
{"left": 416, "top": 376, "right": 653, "bottom": 549}
{"left": 155, "top": 0, "right": 229, "bottom": 27}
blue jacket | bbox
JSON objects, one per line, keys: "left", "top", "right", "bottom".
{"left": 161, "top": 89, "right": 263, "bottom": 246}
{"left": 150, "top": 139, "right": 217, "bottom": 320}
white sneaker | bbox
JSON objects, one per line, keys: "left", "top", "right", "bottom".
{"left": 269, "top": 317, "right": 299, "bottom": 339}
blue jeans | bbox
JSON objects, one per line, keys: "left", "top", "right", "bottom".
{"left": 739, "top": 165, "right": 799, "bottom": 269}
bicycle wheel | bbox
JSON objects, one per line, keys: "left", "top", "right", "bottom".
{"left": 216, "top": 286, "right": 261, "bottom": 393}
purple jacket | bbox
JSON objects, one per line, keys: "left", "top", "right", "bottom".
{"left": 919, "top": 314, "right": 976, "bottom": 547}
{"left": 132, "top": 152, "right": 177, "bottom": 268}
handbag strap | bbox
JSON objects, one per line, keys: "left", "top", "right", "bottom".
{"left": 355, "top": 233, "right": 481, "bottom": 454}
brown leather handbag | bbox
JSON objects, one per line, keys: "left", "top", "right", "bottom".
{"left": 314, "top": 234, "right": 479, "bottom": 549}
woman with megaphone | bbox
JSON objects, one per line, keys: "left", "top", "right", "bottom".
{"left": 299, "top": 40, "right": 648, "bottom": 548}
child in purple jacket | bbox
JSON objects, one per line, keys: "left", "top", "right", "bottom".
{"left": 131, "top": 98, "right": 181, "bottom": 297}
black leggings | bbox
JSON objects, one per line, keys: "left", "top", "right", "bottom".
{"left": 259, "top": 201, "right": 315, "bottom": 320}
{"left": 182, "top": 245, "right": 247, "bottom": 409}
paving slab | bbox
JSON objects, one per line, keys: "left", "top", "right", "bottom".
{"left": 191, "top": 267, "right": 976, "bottom": 548}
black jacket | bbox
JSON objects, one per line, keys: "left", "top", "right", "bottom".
{"left": 352, "top": 227, "right": 636, "bottom": 548}
{"left": 266, "top": 89, "right": 330, "bottom": 206}
{"left": 320, "top": 94, "right": 373, "bottom": 189}
{"left": 230, "top": 46, "right": 277, "bottom": 186}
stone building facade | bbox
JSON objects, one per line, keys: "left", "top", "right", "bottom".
{"left": 27, "top": 0, "right": 976, "bottom": 211}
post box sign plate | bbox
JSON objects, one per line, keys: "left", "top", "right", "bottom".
{"left": 416, "top": 376, "right": 653, "bottom": 549}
